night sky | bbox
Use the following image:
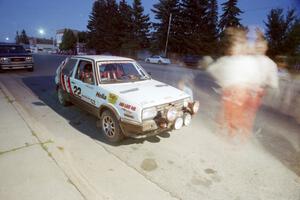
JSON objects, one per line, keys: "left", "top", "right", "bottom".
{"left": 0, "top": 0, "right": 299, "bottom": 42}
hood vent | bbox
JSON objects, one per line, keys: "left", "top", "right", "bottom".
{"left": 120, "top": 88, "right": 139, "bottom": 94}
{"left": 155, "top": 84, "right": 168, "bottom": 87}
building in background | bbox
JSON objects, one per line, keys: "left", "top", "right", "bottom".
{"left": 29, "top": 37, "right": 57, "bottom": 53}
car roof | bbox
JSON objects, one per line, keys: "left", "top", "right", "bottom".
{"left": 73, "top": 55, "right": 135, "bottom": 62}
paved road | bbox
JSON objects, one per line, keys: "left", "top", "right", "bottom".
{"left": 0, "top": 54, "right": 299, "bottom": 200}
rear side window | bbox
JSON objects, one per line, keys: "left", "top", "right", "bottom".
{"left": 62, "top": 58, "right": 77, "bottom": 76}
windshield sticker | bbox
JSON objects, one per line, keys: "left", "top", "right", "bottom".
{"left": 108, "top": 93, "right": 118, "bottom": 104}
{"left": 96, "top": 92, "right": 107, "bottom": 100}
{"left": 119, "top": 102, "right": 136, "bottom": 111}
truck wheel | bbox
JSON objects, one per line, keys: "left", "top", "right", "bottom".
{"left": 101, "top": 110, "right": 124, "bottom": 143}
{"left": 57, "top": 87, "right": 69, "bottom": 106}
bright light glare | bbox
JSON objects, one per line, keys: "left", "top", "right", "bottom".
{"left": 5, "top": 37, "right": 9, "bottom": 41}
{"left": 38, "top": 29, "right": 45, "bottom": 35}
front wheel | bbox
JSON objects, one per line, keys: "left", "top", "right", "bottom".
{"left": 57, "top": 87, "right": 69, "bottom": 106}
{"left": 101, "top": 110, "right": 124, "bottom": 143}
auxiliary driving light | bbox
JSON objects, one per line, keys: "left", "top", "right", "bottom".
{"left": 174, "top": 117, "right": 183, "bottom": 130}
{"left": 189, "top": 101, "right": 200, "bottom": 114}
{"left": 167, "top": 107, "right": 177, "bottom": 121}
{"left": 183, "top": 113, "right": 192, "bottom": 126}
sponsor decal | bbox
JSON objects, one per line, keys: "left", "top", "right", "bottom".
{"left": 73, "top": 86, "right": 81, "bottom": 96}
{"left": 96, "top": 92, "right": 107, "bottom": 100}
{"left": 108, "top": 93, "right": 118, "bottom": 104}
{"left": 119, "top": 102, "right": 136, "bottom": 111}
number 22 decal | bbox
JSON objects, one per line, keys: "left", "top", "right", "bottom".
{"left": 73, "top": 86, "right": 81, "bottom": 95}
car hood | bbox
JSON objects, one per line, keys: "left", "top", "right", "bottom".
{"left": 101, "top": 79, "right": 190, "bottom": 108}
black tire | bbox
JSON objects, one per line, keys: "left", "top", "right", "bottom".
{"left": 101, "top": 110, "right": 124, "bottom": 143}
{"left": 158, "top": 60, "right": 162, "bottom": 64}
{"left": 57, "top": 87, "right": 69, "bottom": 106}
{"left": 146, "top": 59, "right": 150, "bottom": 63}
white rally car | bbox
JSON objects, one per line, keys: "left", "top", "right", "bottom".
{"left": 55, "top": 55, "right": 199, "bottom": 142}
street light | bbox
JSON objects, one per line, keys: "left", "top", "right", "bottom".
{"left": 38, "top": 29, "right": 45, "bottom": 35}
{"left": 5, "top": 37, "right": 9, "bottom": 41}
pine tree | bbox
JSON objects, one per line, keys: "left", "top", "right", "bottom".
{"left": 132, "top": 0, "right": 151, "bottom": 51}
{"left": 87, "top": 0, "right": 121, "bottom": 54}
{"left": 205, "top": 0, "right": 219, "bottom": 54}
{"left": 119, "top": 0, "right": 135, "bottom": 55}
{"left": 265, "top": 8, "right": 299, "bottom": 56}
{"left": 219, "top": 0, "right": 243, "bottom": 32}
{"left": 59, "top": 29, "right": 77, "bottom": 51}
{"left": 151, "top": 0, "right": 181, "bottom": 54}
{"left": 15, "top": 31, "right": 20, "bottom": 44}
{"left": 179, "top": 0, "right": 210, "bottom": 54}
{"left": 20, "top": 30, "right": 29, "bottom": 44}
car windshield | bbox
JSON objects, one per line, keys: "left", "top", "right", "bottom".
{"left": 0, "top": 45, "right": 26, "bottom": 54}
{"left": 99, "top": 62, "right": 150, "bottom": 83}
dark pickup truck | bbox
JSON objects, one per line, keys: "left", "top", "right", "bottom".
{"left": 0, "top": 43, "right": 34, "bottom": 72}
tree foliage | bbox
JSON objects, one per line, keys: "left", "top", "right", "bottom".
{"left": 219, "top": 0, "right": 243, "bottom": 32}
{"left": 264, "top": 8, "right": 300, "bottom": 56}
{"left": 151, "top": 0, "right": 181, "bottom": 54}
{"left": 59, "top": 29, "right": 77, "bottom": 51}
{"left": 132, "top": 0, "right": 151, "bottom": 50}
{"left": 86, "top": 0, "right": 150, "bottom": 55}
{"left": 15, "top": 30, "right": 29, "bottom": 44}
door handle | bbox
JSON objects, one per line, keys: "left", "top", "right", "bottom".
{"left": 85, "top": 84, "right": 93, "bottom": 89}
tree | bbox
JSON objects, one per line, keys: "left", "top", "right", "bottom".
{"left": 151, "top": 0, "right": 181, "bottom": 54}
{"left": 118, "top": 0, "right": 135, "bottom": 55}
{"left": 178, "top": 0, "right": 211, "bottom": 54}
{"left": 19, "top": 30, "right": 29, "bottom": 44}
{"left": 77, "top": 31, "right": 87, "bottom": 43}
{"left": 264, "top": 8, "right": 300, "bottom": 56}
{"left": 205, "top": 0, "right": 219, "bottom": 54}
{"left": 87, "top": 0, "right": 121, "bottom": 54}
{"left": 15, "top": 31, "right": 20, "bottom": 44}
{"left": 219, "top": 0, "right": 243, "bottom": 32}
{"left": 59, "top": 29, "right": 77, "bottom": 51}
{"left": 132, "top": 0, "right": 151, "bottom": 51}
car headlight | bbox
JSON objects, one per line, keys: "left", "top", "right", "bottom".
{"left": 0, "top": 57, "right": 9, "bottom": 63}
{"left": 167, "top": 107, "right": 177, "bottom": 121}
{"left": 142, "top": 107, "right": 157, "bottom": 120}
{"left": 26, "top": 57, "right": 33, "bottom": 61}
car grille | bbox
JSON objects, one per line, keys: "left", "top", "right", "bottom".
{"left": 156, "top": 99, "right": 184, "bottom": 115}
{"left": 10, "top": 57, "right": 26, "bottom": 62}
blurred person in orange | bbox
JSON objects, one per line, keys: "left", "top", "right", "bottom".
{"left": 208, "top": 27, "right": 278, "bottom": 141}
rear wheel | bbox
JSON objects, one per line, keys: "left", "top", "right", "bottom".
{"left": 158, "top": 60, "right": 162, "bottom": 64}
{"left": 101, "top": 110, "right": 124, "bottom": 143}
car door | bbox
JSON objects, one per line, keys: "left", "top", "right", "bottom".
{"left": 60, "top": 58, "right": 78, "bottom": 94}
{"left": 70, "top": 59, "right": 98, "bottom": 115}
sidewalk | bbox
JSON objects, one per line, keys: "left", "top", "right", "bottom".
{"left": 0, "top": 88, "right": 85, "bottom": 200}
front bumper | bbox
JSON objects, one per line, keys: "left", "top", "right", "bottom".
{"left": 0, "top": 63, "right": 34, "bottom": 70}
{"left": 120, "top": 111, "right": 192, "bottom": 137}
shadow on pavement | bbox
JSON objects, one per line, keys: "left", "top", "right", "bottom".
{"left": 22, "top": 75, "right": 170, "bottom": 146}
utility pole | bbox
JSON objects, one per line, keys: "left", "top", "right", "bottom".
{"left": 164, "top": 13, "right": 172, "bottom": 57}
